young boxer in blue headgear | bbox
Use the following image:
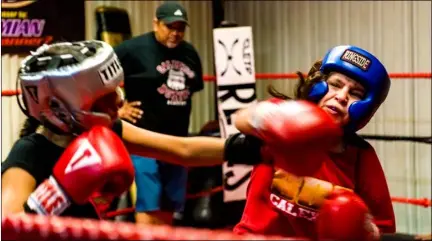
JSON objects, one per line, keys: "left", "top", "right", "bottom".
{"left": 232, "top": 45, "right": 396, "bottom": 241}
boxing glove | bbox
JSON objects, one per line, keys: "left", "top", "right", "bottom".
{"left": 316, "top": 189, "right": 380, "bottom": 241}
{"left": 25, "top": 126, "right": 135, "bottom": 215}
{"left": 248, "top": 99, "right": 343, "bottom": 152}
{"left": 224, "top": 133, "right": 264, "bottom": 166}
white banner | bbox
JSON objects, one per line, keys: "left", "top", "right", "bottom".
{"left": 213, "top": 26, "right": 257, "bottom": 202}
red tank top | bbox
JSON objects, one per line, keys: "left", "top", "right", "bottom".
{"left": 233, "top": 143, "right": 395, "bottom": 238}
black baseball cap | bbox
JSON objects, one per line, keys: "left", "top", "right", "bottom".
{"left": 156, "top": 1, "right": 189, "bottom": 25}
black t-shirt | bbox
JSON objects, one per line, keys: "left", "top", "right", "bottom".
{"left": 1, "top": 119, "right": 123, "bottom": 219}
{"left": 114, "top": 31, "right": 204, "bottom": 137}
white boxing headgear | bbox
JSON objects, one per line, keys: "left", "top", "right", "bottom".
{"left": 18, "top": 40, "right": 123, "bottom": 135}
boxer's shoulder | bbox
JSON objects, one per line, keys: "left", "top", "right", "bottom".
{"left": 2, "top": 133, "right": 59, "bottom": 182}
{"left": 2, "top": 136, "right": 38, "bottom": 169}
{"left": 9, "top": 133, "right": 51, "bottom": 152}
{"left": 5, "top": 132, "right": 66, "bottom": 166}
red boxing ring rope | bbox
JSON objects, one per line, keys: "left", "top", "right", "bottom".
{"left": 2, "top": 214, "right": 300, "bottom": 241}
{"left": 2, "top": 72, "right": 431, "bottom": 97}
{"left": 102, "top": 192, "right": 431, "bottom": 219}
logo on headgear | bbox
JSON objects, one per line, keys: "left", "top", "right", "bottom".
{"left": 98, "top": 57, "right": 122, "bottom": 85}
{"left": 340, "top": 49, "right": 371, "bottom": 71}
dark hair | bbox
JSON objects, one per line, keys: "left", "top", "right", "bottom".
{"left": 19, "top": 117, "right": 40, "bottom": 138}
{"left": 267, "top": 60, "right": 328, "bottom": 101}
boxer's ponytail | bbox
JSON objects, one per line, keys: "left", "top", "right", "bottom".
{"left": 19, "top": 117, "right": 40, "bottom": 137}
{"left": 295, "top": 60, "right": 327, "bottom": 100}
{"left": 267, "top": 60, "right": 327, "bottom": 101}
{"left": 267, "top": 85, "right": 292, "bottom": 100}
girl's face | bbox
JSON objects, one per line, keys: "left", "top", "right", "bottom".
{"left": 318, "top": 72, "right": 366, "bottom": 126}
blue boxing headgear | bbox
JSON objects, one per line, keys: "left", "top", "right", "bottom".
{"left": 308, "top": 45, "right": 391, "bottom": 132}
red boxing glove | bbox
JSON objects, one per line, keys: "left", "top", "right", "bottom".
{"left": 315, "top": 189, "right": 380, "bottom": 241}
{"left": 25, "top": 126, "right": 135, "bottom": 216}
{"left": 248, "top": 99, "right": 342, "bottom": 152}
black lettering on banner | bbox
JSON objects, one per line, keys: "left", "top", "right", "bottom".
{"left": 217, "top": 103, "right": 228, "bottom": 139}
{"left": 224, "top": 170, "right": 252, "bottom": 191}
{"left": 221, "top": 108, "right": 238, "bottom": 125}
{"left": 218, "top": 83, "right": 257, "bottom": 103}
{"left": 243, "top": 38, "right": 252, "bottom": 75}
{"left": 218, "top": 39, "right": 241, "bottom": 76}
{"left": 218, "top": 83, "right": 256, "bottom": 130}
{"left": 25, "top": 86, "right": 39, "bottom": 103}
{"left": 218, "top": 83, "right": 256, "bottom": 194}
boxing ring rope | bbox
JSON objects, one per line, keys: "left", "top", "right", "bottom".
{"left": 2, "top": 214, "right": 298, "bottom": 240}
{"left": 1, "top": 72, "right": 431, "bottom": 97}
{"left": 2, "top": 214, "right": 430, "bottom": 241}
{"left": 101, "top": 192, "right": 432, "bottom": 220}
{"left": 199, "top": 72, "right": 432, "bottom": 82}
{"left": 358, "top": 135, "right": 432, "bottom": 144}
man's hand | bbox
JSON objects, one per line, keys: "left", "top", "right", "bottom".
{"left": 118, "top": 100, "right": 143, "bottom": 123}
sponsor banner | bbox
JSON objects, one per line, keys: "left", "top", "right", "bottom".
{"left": 2, "top": 0, "right": 85, "bottom": 54}
{"left": 213, "top": 26, "right": 257, "bottom": 202}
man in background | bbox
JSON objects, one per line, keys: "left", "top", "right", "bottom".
{"left": 115, "top": 1, "right": 204, "bottom": 225}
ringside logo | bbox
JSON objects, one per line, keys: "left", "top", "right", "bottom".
{"left": 341, "top": 49, "right": 371, "bottom": 71}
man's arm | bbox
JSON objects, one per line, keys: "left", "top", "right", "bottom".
{"left": 122, "top": 120, "right": 225, "bottom": 167}
{"left": 121, "top": 120, "right": 265, "bottom": 167}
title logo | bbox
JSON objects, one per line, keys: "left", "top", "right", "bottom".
{"left": 98, "top": 57, "right": 122, "bottom": 85}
